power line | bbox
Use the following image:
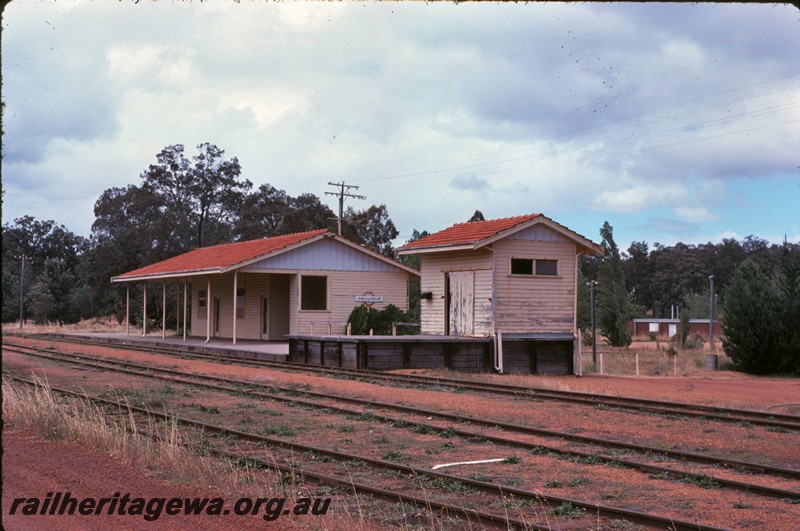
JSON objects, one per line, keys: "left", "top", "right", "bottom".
{"left": 325, "top": 181, "right": 366, "bottom": 235}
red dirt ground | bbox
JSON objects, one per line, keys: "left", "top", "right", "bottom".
{"left": 2, "top": 427, "right": 278, "bottom": 530}
{"left": 3, "top": 336, "right": 799, "bottom": 529}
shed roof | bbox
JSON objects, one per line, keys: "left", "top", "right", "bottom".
{"left": 113, "top": 229, "right": 418, "bottom": 282}
{"left": 397, "top": 213, "right": 603, "bottom": 255}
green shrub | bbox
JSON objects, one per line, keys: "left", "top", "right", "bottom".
{"left": 346, "top": 303, "right": 419, "bottom": 336}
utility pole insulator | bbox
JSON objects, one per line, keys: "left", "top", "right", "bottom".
{"left": 325, "top": 181, "right": 366, "bottom": 235}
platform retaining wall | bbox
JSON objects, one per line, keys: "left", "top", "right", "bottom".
{"left": 287, "top": 335, "right": 573, "bottom": 374}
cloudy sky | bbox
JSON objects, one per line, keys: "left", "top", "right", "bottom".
{"left": 2, "top": 1, "right": 799, "bottom": 251}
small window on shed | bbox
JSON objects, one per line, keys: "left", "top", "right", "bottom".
{"left": 301, "top": 275, "right": 328, "bottom": 311}
{"left": 511, "top": 258, "right": 534, "bottom": 275}
{"left": 535, "top": 259, "right": 558, "bottom": 276}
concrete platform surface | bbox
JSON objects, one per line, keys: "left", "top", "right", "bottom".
{"left": 65, "top": 332, "right": 289, "bottom": 360}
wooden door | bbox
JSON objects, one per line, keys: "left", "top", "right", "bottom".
{"left": 448, "top": 271, "right": 474, "bottom": 336}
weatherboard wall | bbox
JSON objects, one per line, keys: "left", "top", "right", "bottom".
{"left": 189, "top": 272, "right": 291, "bottom": 341}
{"left": 492, "top": 238, "right": 577, "bottom": 333}
{"left": 246, "top": 237, "right": 400, "bottom": 272}
{"left": 289, "top": 269, "right": 410, "bottom": 336}
{"left": 416, "top": 224, "right": 579, "bottom": 336}
{"left": 189, "top": 269, "right": 409, "bottom": 340}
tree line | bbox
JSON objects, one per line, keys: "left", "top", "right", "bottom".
{"left": 3, "top": 145, "right": 797, "bottom": 373}
{"left": 3, "top": 143, "right": 397, "bottom": 327}
{"left": 575, "top": 222, "right": 799, "bottom": 374}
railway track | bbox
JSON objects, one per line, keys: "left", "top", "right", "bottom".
{"left": 5, "top": 373, "right": 732, "bottom": 531}
{"left": 6, "top": 342, "right": 800, "bottom": 502}
{"left": 16, "top": 333, "right": 800, "bottom": 431}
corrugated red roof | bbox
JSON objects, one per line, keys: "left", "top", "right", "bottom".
{"left": 114, "top": 229, "right": 329, "bottom": 280}
{"left": 399, "top": 214, "right": 542, "bottom": 250}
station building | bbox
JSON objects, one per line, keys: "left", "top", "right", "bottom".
{"left": 112, "top": 229, "right": 418, "bottom": 343}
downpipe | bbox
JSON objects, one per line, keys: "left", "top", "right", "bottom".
{"left": 493, "top": 331, "right": 504, "bottom": 373}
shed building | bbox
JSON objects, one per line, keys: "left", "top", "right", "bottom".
{"left": 112, "top": 229, "right": 418, "bottom": 343}
{"left": 397, "top": 214, "right": 603, "bottom": 374}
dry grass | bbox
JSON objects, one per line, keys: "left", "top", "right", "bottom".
{"left": 3, "top": 316, "right": 134, "bottom": 335}
{"left": 582, "top": 344, "right": 734, "bottom": 377}
{"left": 2, "top": 376, "right": 267, "bottom": 494}
{"left": 420, "top": 369, "right": 601, "bottom": 395}
{"left": 1, "top": 376, "right": 382, "bottom": 530}
{"left": 3, "top": 377, "right": 516, "bottom": 530}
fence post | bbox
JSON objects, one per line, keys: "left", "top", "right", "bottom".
{"left": 347, "top": 322, "right": 352, "bottom": 336}
{"left": 635, "top": 352, "right": 639, "bottom": 376}
{"left": 599, "top": 352, "right": 604, "bottom": 375}
{"left": 392, "top": 322, "right": 397, "bottom": 336}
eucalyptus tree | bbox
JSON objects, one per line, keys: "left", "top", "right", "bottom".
{"left": 342, "top": 204, "right": 399, "bottom": 257}
{"left": 140, "top": 143, "right": 251, "bottom": 249}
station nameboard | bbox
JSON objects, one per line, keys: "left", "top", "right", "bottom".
{"left": 355, "top": 292, "right": 383, "bottom": 306}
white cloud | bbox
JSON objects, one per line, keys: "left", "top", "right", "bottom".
{"left": 674, "top": 206, "right": 718, "bottom": 223}
{"left": 2, "top": 1, "right": 798, "bottom": 249}
{"left": 594, "top": 181, "right": 687, "bottom": 213}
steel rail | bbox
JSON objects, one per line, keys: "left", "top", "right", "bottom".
{"left": 7, "top": 344, "right": 800, "bottom": 497}
{"left": 17, "top": 333, "right": 799, "bottom": 429}
{"left": 4, "top": 373, "right": 729, "bottom": 531}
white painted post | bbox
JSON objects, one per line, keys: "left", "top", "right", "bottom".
{"left": 142, "top": 283, "right": 147, "bottom": 337}
{"left": 347, "top": 322, "right": 352, "bottom": 335}
{"left": 327, "top": 323, "right": 332, "bottom": 335}
{"left": 392, "top": 323, "right": 397, "bottom": 336}
{"left": 125, "top": 284, "right": 130, "bottom": 336}
{"left": 176, "top": 283, "right": 180, "bottom": 335}
{"left": 599, "top": 352, "right": 604, "bottom": 375}
{"left": 635, "top": 353, "right": 639, "bottom": 376}
{"left": 162, "top": 281, "right": 166, "bottom": 339}
{"left": 182, "top": 279, "right": 187, "bottom": 341}
{"left": 232, "top": 271, "right": 238, "bottom": 345}
{"left": 673, "top": 354, "right": 677, "bottom": 376}
{"left": 206, "top": 278, "right": 211, "bottom": 343}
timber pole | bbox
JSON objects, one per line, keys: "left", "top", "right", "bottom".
{"left": 125, "top": 284, "right": 129, "bottom": 336}
{"left": 183, "top": 279, "right": 188, "bottom": 341}
{"left": 232, "top": 271, "right": 238, "bottom": 345}
{"left": 206, "top": 278, "right": 211, "bottom": 343}
{"left": 162, "top": 281, "right": 166, "bottom": 339}
{"left": 709, "top": 275, "right": 715, "bottom": 352}
{"left": 590, "top": 280, "right": 597, "bottom": 366}
{"left": 142, "top": 283, "right": 147, "bottom": 337}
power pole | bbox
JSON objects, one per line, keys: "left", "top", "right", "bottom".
{"left": 589, "top": 280, "right": 598, "bottom": 365}
{"left": 325, "top": 181, "right": 366, "bottom": 235}
{"left": 17, "top": 255, "right": 31, "bottom": 329}
{"left": 708, "top": 275, "right": 715, "bottom": 352}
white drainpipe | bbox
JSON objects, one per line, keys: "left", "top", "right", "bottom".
{"left": 490, "top": 246, "right": 503, "bottom": 373}
{"left": 494, "top": 330, "right": 504, "bottom": 373}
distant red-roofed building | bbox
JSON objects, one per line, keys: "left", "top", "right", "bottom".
{"left": 112, "top": 230, "right": 418, "bottom": 343}
{"left": 398, "top": 214, "right": 603, "bottom": 374}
